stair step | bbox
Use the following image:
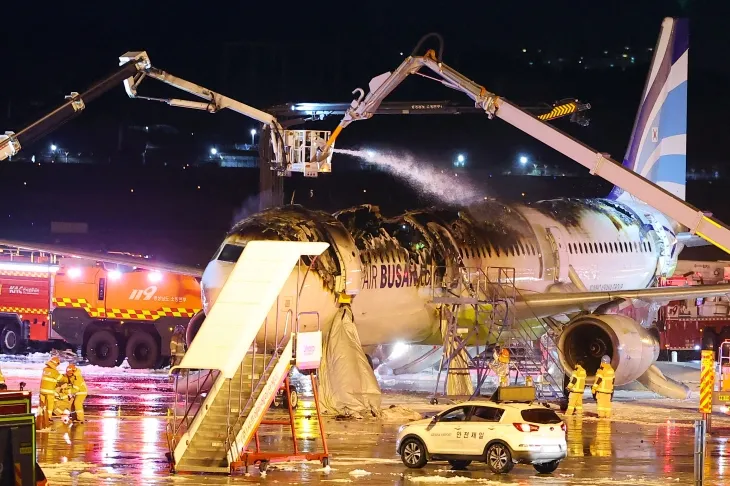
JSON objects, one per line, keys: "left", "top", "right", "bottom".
{"left": 176, "top": 459, "right": 229, "bottom": 473}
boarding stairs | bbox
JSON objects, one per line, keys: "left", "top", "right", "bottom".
{"left": 428, "top": 265, "right": 565, "bottom": 402}
{"left": 165, "top": 240, "right": 329, "bottom": 474}
{"left": 484, "top": 267, "right": 565, "bottom": 401}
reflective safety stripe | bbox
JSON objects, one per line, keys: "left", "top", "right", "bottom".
{"left": 40, "top": 388, "right": 56, "bottom": 395}
{"left": 53, "top": 298, "right": 200, "bottom": 321}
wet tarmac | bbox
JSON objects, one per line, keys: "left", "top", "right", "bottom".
{"left": 2, "top": 356, "right": 728, "bottom": 485}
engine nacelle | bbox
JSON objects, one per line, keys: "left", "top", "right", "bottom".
{"left": 558, "top": 314, "right": 659, "bottom": 386}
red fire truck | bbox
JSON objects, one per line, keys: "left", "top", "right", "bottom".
{"left": 655, "top": 270, "right": 730, "bottom": 360}
{"left": 0, "top": 245, "right": 202, "bottom": 368}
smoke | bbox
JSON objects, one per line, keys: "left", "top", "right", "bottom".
{"left": 334, "top": 148, "right": 482, "bottom": 206}
{"left": 232, "top": 190, "right": 272, "bottom": 225}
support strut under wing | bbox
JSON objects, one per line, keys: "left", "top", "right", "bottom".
{"left": 318, "top": 34, "right": 730, "bottom": 257}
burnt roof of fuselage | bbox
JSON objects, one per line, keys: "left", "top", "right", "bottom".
{"left": 528, "top": 198, "right": 643, "bottom": 233}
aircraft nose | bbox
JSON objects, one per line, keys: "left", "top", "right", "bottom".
{"left": 200, "top": 260, "right": 233, "bottom": 315}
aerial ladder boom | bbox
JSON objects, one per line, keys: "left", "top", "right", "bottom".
{"left": 118, "top": 51, "right": 332, "bottom": 175}
{"left": 1, "top": 52, "right": 332, "bottom": 176}
{"left": 319, "top": 47, "right": 730, "bottom": 256}
{"left": 0, "top": 60, "right": 143, "bottom": 161}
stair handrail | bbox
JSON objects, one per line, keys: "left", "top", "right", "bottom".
{"left": 223, "top": 309, "right": 294, "bottom": 463}
{"left": 166, "top": 367, "right": 218, "bottom": 460}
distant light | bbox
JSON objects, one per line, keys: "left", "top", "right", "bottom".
{"left": 366, "top": 150, "right": 376, "bottom": 159}
{"left": 457, "top": 154, "right": 465, "bottom": 163}
{"left": 197, "top": 185, "right": 201, "bottom": 189}
{"left": 145, "top": 126, "right": 149, "bottom": 131}
{"left": 68, "top": 267, "right": 81, "bottom": 279}
{"left": 50, "top": 144, "right": 57, "bottom": 151}
{"left": 521, "top": 192, "right": 526, "bottom": 197}
{"left": 363, "top": 189, "right": 367, "bottom": 193}
{"left": 400, "top": 52, "right": 404, "bottom": 56}
{"left": 695, "top": 345, "right": 701, "bottom": 351}
{"left": 210, "top": 147, "right": 218, "bottom": 155}
{"left": 130, "top": 188, "right": 134, "bottom": 193}
{"left": 522, "top": 48, "right": 527, "bottom": 53}
{"left": 250, "top": 128, "right": 257, "bottom": 136}
{"left": 622, "top": 53, "right": 628, "bottom": 58}
{"left": 148, "top": 271, "right": 163, "bottom": 283}
{"left": 108, "top": 270, "right": 122, "bottom": 281}
{"left": 519, "top": 155, "right": 528, "bottom": 165}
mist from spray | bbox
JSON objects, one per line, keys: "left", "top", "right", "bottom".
{"left": 333, "top": 148, "right": 482, "bottom": 205}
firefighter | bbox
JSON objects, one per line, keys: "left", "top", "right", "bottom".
{"left": 39, "top": 356, "right": 62, "bottom": 427}
{"left": 170, "top": 324, "right": 187, "bottom": 368}
{"left": 491, "top": 347, "right": 510, "bottom": 387}
{"left": 565, "top": 362, "right": 587, "bottom": 415}
{"left": 592, "top": 355, "right": 615, "bottom": 418}
{"left": 59, "top": 364, "right": 87, "bottom": 423}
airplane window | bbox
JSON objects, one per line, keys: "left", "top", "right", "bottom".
{"left": 531, "top": 244, "right": 537, "bottom": 255}
{"left": 583, "top": 243, "right": 588, "bottom": 254}
{"left": 592, "top": 243, "right": 598, "bottom": 253}
{"left": 518, "top": 242, "right": 526, "bottom": 255}
{"left": 600, "top": 242, "right": 605, "bottom": 253}
{"left": 217, "top": 244, "right": 245, "bottom": 263}
{"left": 612, "top": 242, "right": 617, "bottom": 252}
{"left": 634, "top": 242, "right": 638, "bottom": 252}
{"left": 486, "top": 246, "right": 493, "bottom": 257}
{"left": 648, "top": 242, "right": 652, "bottom": 252}
{"left": 568, "top": 244, "right": 573, "bottom": 254}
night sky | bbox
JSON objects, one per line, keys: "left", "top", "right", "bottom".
{"left": 2, "top": 0, "right": 729, "bottom": 264}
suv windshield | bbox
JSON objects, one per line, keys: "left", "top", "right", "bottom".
{"left": 520, "top": 408, "right": 562, "bottom": 424}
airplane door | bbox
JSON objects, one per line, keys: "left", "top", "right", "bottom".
{"left": 546, "top": 227, "right": 569, "bottom": 282}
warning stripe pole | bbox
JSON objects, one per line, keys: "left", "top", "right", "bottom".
{"left": 700, "top": 350, "right": 714, "bottom": 433}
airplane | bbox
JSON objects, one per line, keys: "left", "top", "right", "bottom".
{"left": 193, "top": 17, "right": 730, "bottom": 408}
{"left": 3, "top": 18, "right": 727, "bottom": 413}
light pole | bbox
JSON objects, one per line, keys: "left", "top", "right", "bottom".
{"left": 250, "top": 128, "right": 256, "bottom": 146}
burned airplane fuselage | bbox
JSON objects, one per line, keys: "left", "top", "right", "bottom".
{"left": 200, "top": 198, "right": 675, "bottom": 348}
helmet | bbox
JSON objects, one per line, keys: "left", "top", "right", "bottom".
{"left": 601, "top": 355, "right": 611, "bottom": 365}
{"left": 66, "top": 364, "right": 77, "bottom": 376}
{"left": 500, "top": 348, "right": 510, "bottom": 358}
{"left": 46, "top": 356, "right": 61, "bottom": 368}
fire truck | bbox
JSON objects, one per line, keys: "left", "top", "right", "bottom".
{"left": 0, "top": 245, "right": 201, "bottom": 368}
{"left": 655, "top": 263, "right": 730, "bottom": 360}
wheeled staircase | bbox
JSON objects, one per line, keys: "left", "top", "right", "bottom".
{"left": 165, "top": 240, "right": 328, "bottom": 474}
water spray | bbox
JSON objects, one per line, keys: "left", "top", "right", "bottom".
{"left": 334, "top": 148, "right": 482, "bottom": 206}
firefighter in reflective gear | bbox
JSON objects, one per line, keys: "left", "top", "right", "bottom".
{"left": 59, "top": 364, "right": 87, "bottom": 422}
{"left": 170, "top": 324, "right": 187, "bottom": 367}
{"left": 592, "top": 355, "right": 615, "bottom": 418}
{"left": 490, "top": 347, "right": 511, "bottom": 387}
{"left": 565, "top": 363, "right": 587, "bottom": 415}
{"left": 39, "top": 356, "right": 62, "bottom": 427}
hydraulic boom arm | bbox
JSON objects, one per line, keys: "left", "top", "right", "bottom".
{"left": 321, "top": 48, "right": 730, "bottom": 256}
{"left": 1, "top": 52, "right": 332, "bottom": 176}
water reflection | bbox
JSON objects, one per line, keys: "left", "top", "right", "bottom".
{"left": 590, "top": 419, "right": 612, "bottom": 457}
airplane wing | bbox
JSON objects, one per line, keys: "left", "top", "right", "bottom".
{"left": 0, "top": 239, "right": 204, "bottom": 278}
{"left": 516, "top": 284, "right": 730, "bottom": 320}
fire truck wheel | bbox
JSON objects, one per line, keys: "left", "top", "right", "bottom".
{"left": 125, "top": 332, "right": 159, "bottom": 369}
{"left": 0, "top": 323, "right": 23, "bottom": 355}
{"left": 86, "top": 330, "right": 121, "bottom": 367}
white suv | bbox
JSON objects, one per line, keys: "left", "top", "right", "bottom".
{"left": 396, "top": 400, "right": 567, "bottom": 474}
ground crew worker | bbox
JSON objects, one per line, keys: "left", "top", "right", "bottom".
{"left": 592, "top": 355, "right": 615, "bottom": 418}
{"left": 39, "top": 356, "right": 62, "bottom": 427}
{"left": 59, "top": 364, "right": 87, "bottom": 423}
{"left": 565, "top": 362, "right": 587, "bottom": 415}
{"left": 490, "top": 347, "right": 511, "bottom": 387}
{"left": 170, "top": 324, "right": 187, "bottom": 367}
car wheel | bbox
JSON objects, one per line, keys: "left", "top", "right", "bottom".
{"left": 401, "top": 438, "right": 428, "bottom": 468}
{"left": 448, "top": 460, "right": 471, "bottom": 470}
{"left": 533, "top": 460, "right": 560, "bottom": 474}
{"left": 485, "top": 443, "right": 514, "bottom": 474}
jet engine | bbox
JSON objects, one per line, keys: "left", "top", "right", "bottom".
{"left": 558, "top": 314, "right": 658, "bottom": 385}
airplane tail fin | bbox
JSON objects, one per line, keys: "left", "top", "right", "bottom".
{"left": 609, "top": 17, "right": 688, "bottom": 202}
